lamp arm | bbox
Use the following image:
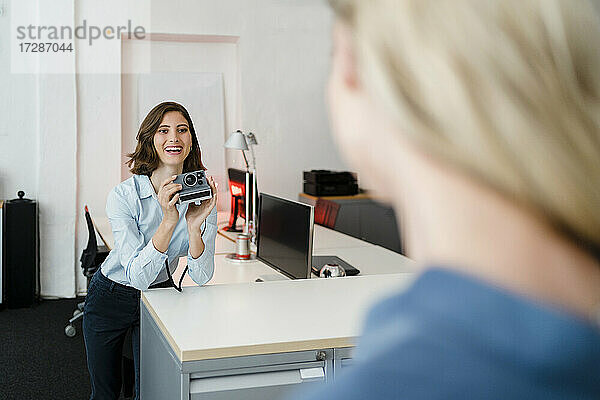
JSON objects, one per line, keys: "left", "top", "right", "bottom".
{"left": 241, "top": 150, "right": 250, "bottom": 171}
{"left": 251, "top": 169, "right": 257, "bottom": 244}
{"left": 248, "top": 144, "right": 257, "bottom": 171}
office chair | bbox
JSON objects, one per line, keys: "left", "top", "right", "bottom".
{"left": 314, "top": 198, "right": 341, "bottom": 229}
{"left": 64, "top": 206, "right": 110, "bottom": 337}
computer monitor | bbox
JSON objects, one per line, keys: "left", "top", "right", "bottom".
{"left": 256, "top": 193, "right": 314, "bottom": 279}
{"left": 225, "top": 168, "right": 254, "bottom": 232}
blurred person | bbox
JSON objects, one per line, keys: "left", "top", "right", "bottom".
{"left": 297, "top": 0, "right": 600, "bottom": 398}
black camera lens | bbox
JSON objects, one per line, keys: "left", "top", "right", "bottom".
{"left": 184, "top": 173, "right": 197, "bottom": 187}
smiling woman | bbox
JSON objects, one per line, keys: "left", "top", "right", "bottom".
{"left": 82, "top": 101, "right": 217, "bottom": 400}
{"left": 127, "top": 102, "right": 206, "bottom": 176}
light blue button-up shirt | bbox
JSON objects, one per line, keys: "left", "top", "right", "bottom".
{"left": 100, "top": 174, "right": 216, "bottom": 291}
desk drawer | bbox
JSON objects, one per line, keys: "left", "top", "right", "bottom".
{"left": 187, "top": 350, "right": 332, "bottom": 400}
{"left": 190, "top": 366, "right": 325, "bottom": 400}
{"left": 333, "top": 348, "right": 354, "bottom": 380}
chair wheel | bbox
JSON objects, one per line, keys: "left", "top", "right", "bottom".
{"left": 65, "top": 324, "right": 76, "bottom": 337}
{"left": 73, "top": 309, "right": 81, "bottom": 317}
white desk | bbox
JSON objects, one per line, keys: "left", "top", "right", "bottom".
{"left": 96, "top": 210, "right": 416, "bottom": 399}
{"left": 172, "top": 224, "right": 414, "bottom": 287}
{"left": 179, "top": 243, "right": 415, "bottom": 287}
{"left": 313, "top": 224, "right": 374, "bottom": 250}
{"left": 140, "top": 214, "right": 415, "bottom": 400}
{"left": 143, "top": 274, "right": 412, "bottom": 363}
{"left": 314, "top": 245, "right": 414, "bottom": 275}
{"left": 141, "top": 273, "right": 415, "bottom": 400}
{"left": 111, "top": 212, "right": 415, "bottom": 286}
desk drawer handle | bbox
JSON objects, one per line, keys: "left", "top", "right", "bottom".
{"left": 300, "top": 367, "right": 325, "bottom": 382}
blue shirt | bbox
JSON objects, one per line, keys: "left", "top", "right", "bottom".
{"left": 100, "top": 174, "right": 217, "bottom": 291}
{"left": 295, "top": 268, "right": 600, "bottom": 399}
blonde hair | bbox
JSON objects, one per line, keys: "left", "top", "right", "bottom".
{"left": 329, "top": 0, "right": 600, "bottom": 256}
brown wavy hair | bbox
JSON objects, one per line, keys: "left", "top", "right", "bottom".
{"left": 126, "top": 102, "right": 206, "bottom": 176}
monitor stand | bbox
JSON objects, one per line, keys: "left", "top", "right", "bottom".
{"left": 255, "top": 274, "right": 288, "bottom": 282}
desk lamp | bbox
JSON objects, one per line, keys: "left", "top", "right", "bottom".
{"left": 224, "top": 130, "right": 258, "bottom": 242}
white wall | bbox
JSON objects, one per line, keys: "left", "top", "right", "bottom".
{"left": 1, "top": 0, "right": 79, "bottom": 298}
{"left": 0, "top": 1, "right": 39, "bottom": 200}
{"left": 2, "top": 0, "right": 344, "bottom": 297}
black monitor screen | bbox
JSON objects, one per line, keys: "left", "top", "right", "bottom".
{"left": 257, "top": 194, "right": 313, "bottom": 279}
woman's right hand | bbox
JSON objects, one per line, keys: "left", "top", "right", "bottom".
{"left": 157, "top": 176, "right": 182, "bottom": 226}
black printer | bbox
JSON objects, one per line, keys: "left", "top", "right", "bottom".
{"left": 303, "top": 170, "right": 359, "bottom": 196}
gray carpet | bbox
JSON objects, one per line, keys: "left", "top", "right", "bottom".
{"left": 0, "top": 298, "right": 130, "bottom": 400}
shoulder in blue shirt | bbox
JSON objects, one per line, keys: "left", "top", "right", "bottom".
{"left": 100, "top": 174, "right": 216, "bottom": 290}
{"left": 293, "top": 267, "right": 600, "bottom": 400}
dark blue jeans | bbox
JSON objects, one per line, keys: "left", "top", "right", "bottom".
{"left": 83, "top": 270, "right": 140, "bottom": 400}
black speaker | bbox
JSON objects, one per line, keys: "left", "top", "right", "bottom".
{"left": 0, "top": 201, "right": 4, "bottom": 310}
{"left": 2, "top": 191, "right": 39, "bottom": 309}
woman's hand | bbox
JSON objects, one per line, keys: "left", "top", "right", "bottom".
{"left": 158, "top": 175, "right": 182, "bottom": 226}
{"left": 186, "top": 176, "right": 218, "bottom": 232}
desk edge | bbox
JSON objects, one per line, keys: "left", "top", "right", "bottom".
{"left": 180, "top": 337, "right": 357, "bottom": 362}
{"left": 141, "top": 293, "right": 183, "bottom": 361}
{"left": 141, "top": 292, "right": 358, "bottom": 363}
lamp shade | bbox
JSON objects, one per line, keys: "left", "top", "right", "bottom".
{"left": 224, "top": 130, "right": 249, "bottom": 150}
